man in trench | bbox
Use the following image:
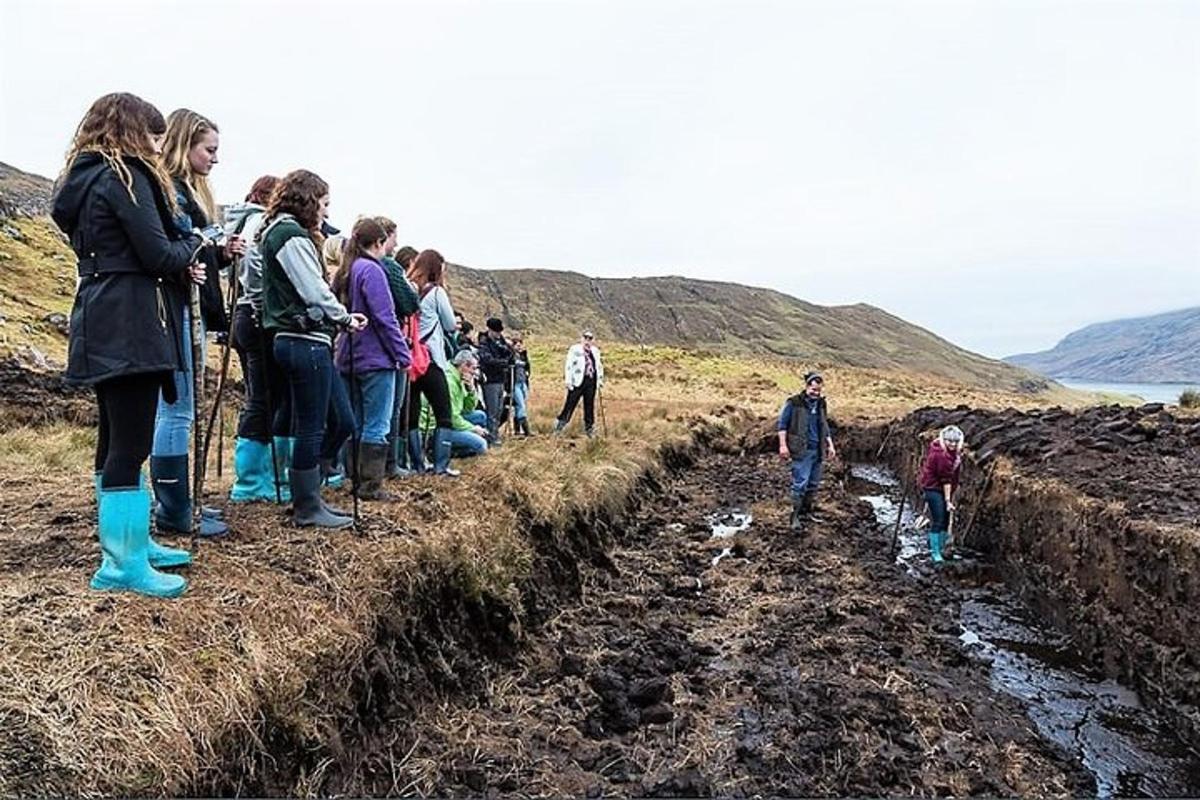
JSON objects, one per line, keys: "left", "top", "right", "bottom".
{"left": 777, "top": 371, "right": 838, "bottom": 532}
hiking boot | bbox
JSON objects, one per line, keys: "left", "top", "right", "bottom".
{"left": 150, "top": 455, "right": 228, "bottom": 537}
{"left": 90, "top": 484, "right": 187, "bottom": 598}
{"left": 355, "top": 442, "right": 395, "bottom": 500}
{"left": 552, "top": 419, "right": 565, "bottom": 435}
{"left": 290, "top": 466, "right": 353, "bottom": 529}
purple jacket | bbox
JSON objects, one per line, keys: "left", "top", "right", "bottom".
{"left": 335, "top": 257, "right": 411, "bottom": 374}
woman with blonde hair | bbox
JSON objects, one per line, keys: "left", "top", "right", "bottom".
{"left": 148, "top": 108, "right": 243, "bottom": 538}
{"left": 52, "top": 92, "right": 207, "bottom": 597}
{"left": 321, "top": 234, "right": 347, "bottom": 283}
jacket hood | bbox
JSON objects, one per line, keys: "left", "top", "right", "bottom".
{"left": 51, "top": 152, "right": 108, "bottom": 235}
{"left": 223, "top": 201, "right": 266, "bottom": 231}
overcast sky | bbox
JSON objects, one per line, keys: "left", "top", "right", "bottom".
{"left": 2, "top": 0, "right": 1196, "bottom": 357}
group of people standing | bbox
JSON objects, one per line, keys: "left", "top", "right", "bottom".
{"left": 50, "top": 92, "right": 557, "bottom": 599}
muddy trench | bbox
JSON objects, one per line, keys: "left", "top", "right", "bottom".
{"left": 203, "top": 411, "right": 1200, "bottom": 798}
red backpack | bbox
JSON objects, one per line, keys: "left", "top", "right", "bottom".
{"left": 406, "top": 312, "right": 431, "bottom": 381}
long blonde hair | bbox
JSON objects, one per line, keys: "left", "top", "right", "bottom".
{"left": 321, "top": 234, "right": 346, "bottom": 283}
{"left": 161, "top": 108, "right": 219, "bottom": 222}
{"left": 59, "top": 92, "right": 176, "bottom": 207}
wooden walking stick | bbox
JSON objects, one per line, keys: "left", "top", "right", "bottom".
{"left": 189, "top": 280, "right": 206, "bottom": 554}
{"left": 201, "top": 265, "right": 238, "bottom": 494}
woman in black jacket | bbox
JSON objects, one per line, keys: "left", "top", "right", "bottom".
{"left": 149, "top": 109, "right": 243, "bottom": 538}
{"left": 52, "top": 92, "right": 208, "bottom": 598}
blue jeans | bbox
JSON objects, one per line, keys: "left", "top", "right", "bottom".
{"left": 274, "top": 336, "right": 355, "bottom": 471}
{"left": 447, "top": 410, "right": 488, "bottom": 456}
{"left": 153, "top": 304, "right": 205, "bottom": 457}
{"left": 343, "top": 369, "right": 396, "bottom": 446}
{"left": 512, "top": 380, "right": 529, "bottom": 419}
{"left": 924, "top": 489, "right": 949, "bottom": 533}
{"left": 789, "top": 449, "right": 823, "bottom": 501}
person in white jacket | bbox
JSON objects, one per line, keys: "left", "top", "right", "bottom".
{"left": 554, "top": 330, "right": 604, "bottom": 437}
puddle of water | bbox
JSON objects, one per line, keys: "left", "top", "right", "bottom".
{"left": 707, "top": 509, "right": 752, "bottom": 567}
{"left": 708, "top": 510, "right": 752, "bottom": 540}
{"left": 851, "top": 462, "right": 1200, "bottom": 798}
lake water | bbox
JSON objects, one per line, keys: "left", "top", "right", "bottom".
{"left": 1058, "top": 380, "right": 1199, "bottom": 406}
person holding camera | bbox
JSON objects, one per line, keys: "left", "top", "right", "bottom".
{"left": 149, "top": 109, "right": 241, "bottom": 538}
{"left": 53, "top": 92, "right": 207, "bottom": 597}
{"left": 259, "top": 170, "right": 367, "bottom": 528}
{"left": 332, "top": 218, "right": 411, "bottom": 501}
{"left": 510, "top": 333, "right": 532, "bottom": 436}
{"left": 554, "top": 330, "right": 604, "bottom": 437}
{"left": 477, "top": 317, "right": 514, "bottom": 445}
{"left": 225, "top": 175, "right": 295, "bottom": 505}
{"left": 776, "top": 371, "right": 838, "bottom": 532}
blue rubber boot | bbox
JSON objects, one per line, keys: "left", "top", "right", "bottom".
{"left": 929, "top": 531, "right": 944, "bottom": 564}
{"left": 431, "top": 427, "right": 460, "bottom": 478}
{"left": 407, "top": 430, "right": 427, "bottom": 474}
{"left": 230, "top": 438, "right": 273, "bottom": 503}
{"left": 94, "top": 473, "right": 191, "bottom": 568}
{"left": 150, "top": 455, "right": 229, "bottom": 537}
{"left": 90, "top": 485, "right": 187, "bottom": 598}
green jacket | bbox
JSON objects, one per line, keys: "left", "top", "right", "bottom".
{"left": 420, "top": 366, "right": 478, "bottom": 432}
{"left": 381, "top": 256, "right": 420, "bottom": 318}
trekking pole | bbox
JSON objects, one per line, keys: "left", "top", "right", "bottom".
{"left": 598, "top": 385, "right": 609, "bottom": 437}
{"left": 348, "top": 322, "right": 360, "bottom": 528}
{"left": 189, "top": 281, "right": 206, "bottom": 554}
{"left": 201, "top": 267, "right": 238, "bottom": 493}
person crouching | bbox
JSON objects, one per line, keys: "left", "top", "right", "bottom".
{"left": 776, "top": 371, "right": 837, "bottom": 532}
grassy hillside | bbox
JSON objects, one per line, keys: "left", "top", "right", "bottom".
{"left": 4, "top": 158, "right": 1042, "bottom": 393}
{"left": 447, "top": 268, "right": 1044, "bottom": 392}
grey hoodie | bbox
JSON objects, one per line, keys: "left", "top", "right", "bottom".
{"left": 223, "top": 202, "right": 269, "bottom": 313}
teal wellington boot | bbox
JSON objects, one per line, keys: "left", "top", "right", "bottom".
{"left": 90, "top": 485, "right": 187, "bottom": 598}
{"left": 230, "top": 438, "right": 273, "bottom": 502}
{"left": 263, "top": 436, "right": 294, "bottom": 503}
{"left": 94, "top": 474, "right": 191, "bottom": 569}
{"left": 928, "top": 531, "right": 944, "bottom": 564}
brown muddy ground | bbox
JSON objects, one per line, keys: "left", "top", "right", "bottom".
{"left": 895, "top": 404, "right": 1200, "bottom": 526}
{"left": 330, "top": 450, "right": 1092, "bottom": 797}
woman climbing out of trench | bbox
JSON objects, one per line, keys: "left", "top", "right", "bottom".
{"left": 149, "top": 109, "right": 242, "bottom": 538}
{"left": 52, "top": 92, "right": 209, "bottom": 597}
{"left": 917, "top": 425, "right": 965, "bottom": 564}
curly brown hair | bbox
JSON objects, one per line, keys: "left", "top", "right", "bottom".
{"left": 59, "top": 92, "right": 176, "bottom": 208}
{"left": 262, "top": 169, "right": 329, "bottom": 244}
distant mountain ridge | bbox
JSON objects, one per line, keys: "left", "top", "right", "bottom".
{"left": 447, "top": 268, "right": 1044, "bottom": 391}
{"left": 1, "top": 159, "right": 1045, "bottom": 392}
{"left": 1006, "top": 307, "right": 1200, "bottom": 383}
